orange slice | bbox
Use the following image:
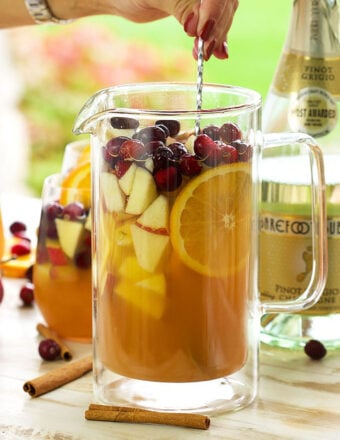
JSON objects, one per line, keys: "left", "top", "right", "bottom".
{"left": 59, "top": 160, "right": 91, "bottom": 207}
{"left": 170, "top": 163, "right": 252, "bottom": 277}
{"left": 76, "top": 144, "right": 91, "bottom": 165}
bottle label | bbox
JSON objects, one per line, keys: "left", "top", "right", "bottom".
{"left": 289, "top": 87, "right": 338, "bottom": 137}
{"left": 259, "top": 212, "right": 340, "bottom": 315}
{"left": 273, "top": 53, "right": 340, "bottom": 97}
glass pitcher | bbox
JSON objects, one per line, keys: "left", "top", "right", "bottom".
{"left": 74, "top": 82, "right": 327, "bottom": 414}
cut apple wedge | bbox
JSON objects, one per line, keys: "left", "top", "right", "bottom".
{"left": 125, "top": 167, "right": 157, "bottom": 215}
{"left": 119, "top": 162, "right": 137, "bottom": 195}
{"left": 115, "top": 273, "right": 166, "bottom": 319}
{"left": 130, "top": 223, "right": 170, "bottom": 273}
{"left": 46, "top": 245, "right": 68, "bottom": 266}
{"left": 136, "top": 194, "right": 169, "bottom": 233}
{"left": 55, "top": 218, "right": 84, "bottom": 259}
{"left": 100, "top": 171, "right": 126, "bottom": 213}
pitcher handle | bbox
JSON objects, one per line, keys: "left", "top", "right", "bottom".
{"left": 261, "top": 133, "right": 328, "bottom": 314}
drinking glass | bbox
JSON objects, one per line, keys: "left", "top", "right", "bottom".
{"left": 34, "top": 173, "right": 92, "bottom": 342}
{"left": 74, "top": 82, "right": 327, "bottom": 413}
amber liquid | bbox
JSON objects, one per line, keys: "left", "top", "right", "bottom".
{"left": 34, "top": 264, "right": 92, "bottom": 341}
{"left": 97, "top": 214, "right": 249, "bottom": 383}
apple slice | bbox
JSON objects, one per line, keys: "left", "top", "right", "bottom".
{"left": 55, "top": 218, "right": 84, "bottom": 259}
{"left": 136, "top": 194, "right": 169, "bottom": 233}
{"left": 119, "top": 162, "right": 137, "bottom": 195}
{"left": 130, "top": 224, "right": 170, "bottom": 272}
{"left": 125, "top": 167, "right": 157, "bottom": 215}
{"left": 100, "top": 171, "right": 126, "bottom": 213}
{"left": 115, "top": 273, "right": 166, "bottom": 319}
{"left": 46, "top": 243, "right": 68, "bottom": 266}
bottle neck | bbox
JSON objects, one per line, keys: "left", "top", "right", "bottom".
{"left": 285, "top": 0, "right": 340, "bottom": 57}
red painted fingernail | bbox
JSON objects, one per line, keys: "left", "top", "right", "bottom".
{"left": 204, "top": 40, "right": 216, "bottom": 61}
{"left": 184, "top": 12, "right": 196, "bottom": 35}
{"left": 199, "top": 19, "right": 215, "bottom": 41}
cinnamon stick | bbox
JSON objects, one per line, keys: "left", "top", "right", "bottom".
{"left": 85, "top": 404, "right": 210, "bottom": 430}
{"left": 23, "top": 355, "right": 92, "bottom": 397}
{"left": 36, "top": 323, "right": 72, "bottom": 361}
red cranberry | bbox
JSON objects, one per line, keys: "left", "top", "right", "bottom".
{"left": 179, "top": 154, "right": 202, "bottom": 176}
{"left": 63, "top": 202, "right": 85, "bottom": 220}
{"left": 9, "top": 221, "right": 27, "bottom": 235}
{"left": 153, "top": 146, "right": 175, "bottom": 170}
{"left": 203, "top": 125, "right": 220, "bottom": 141}
{"left": 168, "top": 142, "right": 188, "bottom": 160}
{"left": 231, "top": 140, "right": 253, "bottom": 162}
{"left": 194, "top": 134, "right": 216, "bottom": 159}
{"left": 38, "top": 339, "right": 61, "bottom": 361}
{"left": 115, "top": 160, "right": 132, "bottom": 178}
{"left": 110, "top": 116, "right": 139, "bottom": 130}
{"left": 220, "top": 144, "right": 238, "bottom": 163}
{"left": 105, "top": 136, "right": 130, "bottom": 159}
{"left": 45, "top": 202, "right": 63, "bottom": 221}
{"left": 194, "top": 134, "right": 222, "bottom": 166}
{"left": 304, "top": 339, "right": 327, "bottom": 360}
{"left": 19, "top": 282, "right": 34, "bottom": 305}
{"left": 219, "top": 122, "right": 242, "bottom": 143}
{"left": 155, "top": 123, "right": 170, "bottom": 137}
{"left": 134, "top": 126, "right": 167, "bottom": 144}
{"left": 145, "top": 140, "right": 165, "bottom": 155}
{"left": 155, "top": 119, "right": 180, "bottom": 137}
{"left": 0, "top": 279, "right": 4, "bottom": 303}
{"left": 11, "top": 241, "right": 31, "bottom": 256}
{"left": 154, "top": 166, "right": 182, "bottom": 191}
{"left": 119, "top": 139, "right": 146, "bottom": 160}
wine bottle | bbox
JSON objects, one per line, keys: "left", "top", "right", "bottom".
{"left": 260, "top": 0, "right": 340, "bottom": 349}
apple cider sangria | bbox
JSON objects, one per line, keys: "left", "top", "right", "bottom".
{"left": 96, "top": 116, "right": 253, "bottom": 382}
{"left": 34, "top": 159, "right": 92, "bottom": 341}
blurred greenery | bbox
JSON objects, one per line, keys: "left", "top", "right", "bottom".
{"left": 10, "top": 0, "right": 292, "bottom": 195}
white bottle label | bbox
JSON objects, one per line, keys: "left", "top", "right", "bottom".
{"left": 289, "top": 87, "right": 338, "bottom": 137}
{"left": 260, "top": 212, "right": 340, "bottom": 315}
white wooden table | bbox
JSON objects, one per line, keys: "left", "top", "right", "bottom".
{"left": 0, "top": 196, "right": 339, "bottom": 439}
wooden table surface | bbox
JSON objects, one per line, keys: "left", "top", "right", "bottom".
{"left": 0, "top": 196, "right": 340, "bottom": 439}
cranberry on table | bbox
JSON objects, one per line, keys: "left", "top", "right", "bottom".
{"left": 11, "top": 241, "right": 31, "bottom": 257}
{"left": 9, "top": 221, "right": 27, "bottom": 235}
{"left": 38, "top": 339, "right": 61, "bottom": 361}
{"left": 19, "top": 282, "right": 34, "bottom": 306}
{"left": 304, "top": 339, "right": 327, "bottom": 360}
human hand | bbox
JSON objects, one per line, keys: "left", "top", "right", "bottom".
{"left": 97, "top": 0, "right": 239, "bottom": 60}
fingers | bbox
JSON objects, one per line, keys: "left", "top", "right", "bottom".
{"left": 184, "top": 0, "right": 239, "bottom": 60}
